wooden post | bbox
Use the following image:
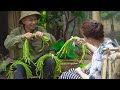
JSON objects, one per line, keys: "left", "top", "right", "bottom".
{"left": 92, "top": 11, "right": 101, "bottom": 22}
{"left": 108, "top": 60, "right": 112, "bottom": 79}
{"left": 102, "top": 54, "right": 108, "bottom": 79}
{"left": 102, "top": 49, "right": 110, "bottom": 79}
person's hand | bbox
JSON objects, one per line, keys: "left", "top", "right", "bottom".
{"left": 75, "top": 67, "right": 82, "bottom": 74}
{"left": 76, "top": 38, "right": 85, "bottom": 45}
{"left": 35, "top": 31, "right": 44, "bottom": 38}
{"left": 21, "top": 32, "right": 33, "bottom": 40}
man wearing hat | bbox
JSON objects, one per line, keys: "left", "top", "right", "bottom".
{"left": 4, "top": 11, "right": 56, "bottom": 79}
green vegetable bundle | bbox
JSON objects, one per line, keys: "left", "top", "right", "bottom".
{"left": 32, "top": 33, "right": 50, "bottom": 52}
{"left": 56, "top": 36, "right": 80, "bottom": 59}
{"left": 22, "top": 39, "right": 34, "bottom": 65}
{"left": 35, "top": 54, "right": 61, "bottom": 79}
{"left": 81, "top": 42, "right": 87, "bottom": 63}
{"left": 7, "top": 60, "right": 33, "bottom": 79}
{"left": 39, "top": 36, "right": 50, "bottom": 52}
{"left": 56, "top": 36, "right": 87, "bottom": 62}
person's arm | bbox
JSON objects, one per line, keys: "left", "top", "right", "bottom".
{"left": 4, "top": 29, "right": 23, "bottom": 50}
{"left": 76, "top": 38, "right": 97, "bottom": 53}
{"left": 75, "top": 67, "right": 89, "bottom": 79}
{"left": 86, "top": 42, "right": 97, "bottom": 53}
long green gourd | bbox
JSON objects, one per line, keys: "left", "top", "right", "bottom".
{"left": 81, "top": 42, "right": 87, "bottom": 63}
{"left": 56, "top": 36, "right": 80, "bottom": 58}
{"left": 22, "top": 34, "right": 50, "bottom": 64}
{"left": 32, "top": 34, "right": 50, "bottom": 52}
{"left": 22, "top": 39, "right": 34, "bottom": 65}
{"left": 7, "top": 60, "right": 33, "bottom": 79}
{"left": 39, "top": 36, "right": 50, "bottom": 52}
{"left": 35, "top": 54, "right": 61, "bottom": 79}
{"left": 56, "top": 36, "right": 87, "bottom": 61}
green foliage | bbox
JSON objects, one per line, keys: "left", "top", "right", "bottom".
{"left": 1, "top": 61, "right": 6, "bottom": 71}
{"left": 67, "top": 51, "right": 77, "bottom": 60}
{"left": 100, "top": 11, "right": 110, "bottom": 20}
{"left": 50, "top": 40, "right": 64, "bottom": 52}
{"left": 38, "top": 11, "right": 46, "bottom": 29}
{"left": 101, "top": 11, "right": 120, "bottom": 20}
{"left": 46, "top": 11, "right": 87, "bottom": 38}
{"left": 71, "top": 11, "right": 87, "bottom": 25}
{"left": 114, "top": 11, "right": 120, "bottom": 21}
{"left": 71, "top": 11, "right": 85, "bottom": 19}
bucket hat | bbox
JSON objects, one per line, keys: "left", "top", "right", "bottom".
{"left": 19, "top": 11, "right": 41, "bottom": 24}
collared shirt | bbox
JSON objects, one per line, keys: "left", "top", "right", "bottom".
{"left": 88, "top": 38, "right": 116, "bottom": 79}
{"left": 4, "top": 25, "right": 56, "bottom": 60}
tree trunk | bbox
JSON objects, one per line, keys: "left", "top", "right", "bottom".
{"left": 111, "top": 16, "right": 114, "bottom": 32}
{"left": 92, "top": 11, "right": 101, "bottom": 22}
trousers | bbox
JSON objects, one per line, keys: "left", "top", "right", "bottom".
{"left": 13, "top": 58, "right": 55, "bottom": 79}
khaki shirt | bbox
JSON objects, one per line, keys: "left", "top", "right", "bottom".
{"left": 4, "top": 25, "right": 56, "bottom": 60}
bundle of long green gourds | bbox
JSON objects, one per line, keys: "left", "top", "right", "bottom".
{"left": 7, "top": 60, "right": 33, "bottom": 79}
{"left": 22, "top": 39, "right": 34, "bottom": 65}
{"left": 56, "top": 36, "right": 80, "bottom": 59}
{"left": 6, "top": 34, "right": 51, "bottom": 79}
{"left": 7, "top": 39, "right": 34, "bottom": 79}
{"left": 35, "top": 53, "right": 61, "bottom": 79}
{"left": 56, "top": 36, "right": 87, "bottom": 63}
{"left": 32, "top": 33, "right": 50, "bottom": 52}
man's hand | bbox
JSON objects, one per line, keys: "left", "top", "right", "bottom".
{"left": 35, "top": 31, "right": 44, "bottom": 38}
{"left": 21, "top": 32, "right": 33, "bottom": 40}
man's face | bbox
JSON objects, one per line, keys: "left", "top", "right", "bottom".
{"left": 22, "top": 15, "right": 37, "bottom": 30}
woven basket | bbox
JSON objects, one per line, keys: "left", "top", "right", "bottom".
{"left": 61, "top": 60, "right": 81, "bottom": 72}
